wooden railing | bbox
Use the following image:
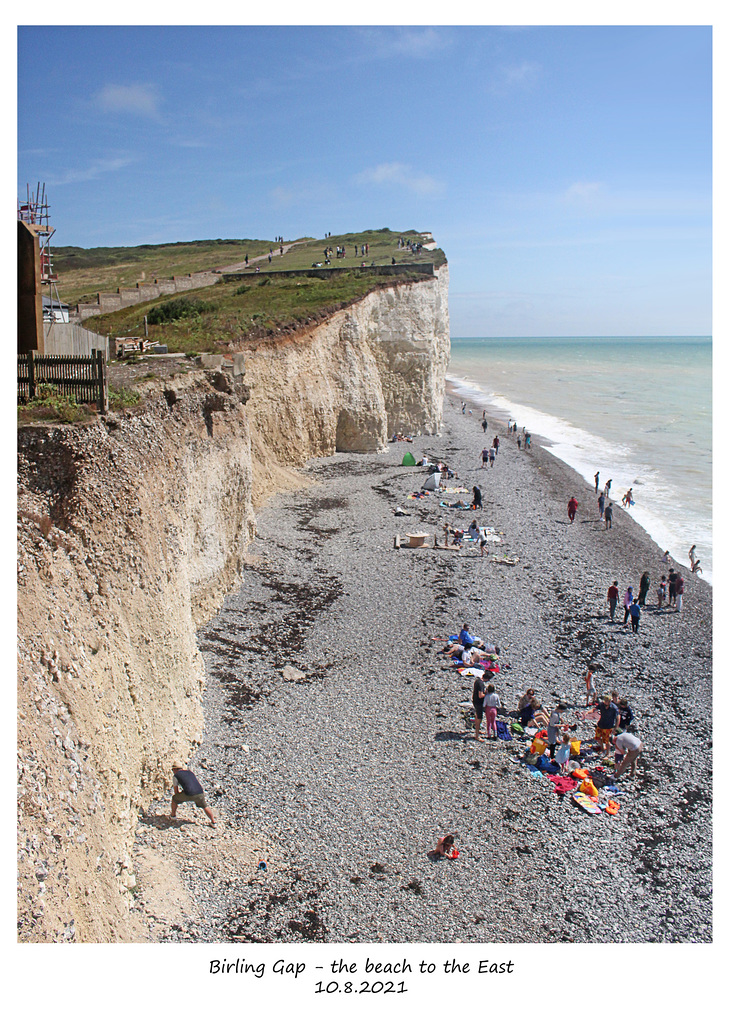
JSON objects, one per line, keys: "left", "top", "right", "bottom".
{"left": 18, "top": 349, "right": 108, "bottom": 413}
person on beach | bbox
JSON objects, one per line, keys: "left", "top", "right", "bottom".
{"left": 170, "top": 763, "right": 216, "bottom": 827}
{"left": 567, "top": 496, "right": 578, "bottom": 523}
{"left": 689, "top": 544, "right": 697, "bottom": 568}
{"left": 657, "top": 575, "right": 667, "bottom": 610}
{"left": 617, "top": 698, "right": 635, "bottom": 733}
{"left": 517, "top": 436, "right": 522, "bottom": 450}
{"left": 525, "top": 433, "right": 531, "bottom": 450}
{"left": 607, "top": 581, "right": 619, "bottom": 620}
{"left": 481, "top": 447, "right": 490, "bottom": 468}
{"left": 691, "top": 560, "right": 703, "bottom": 575}
{"left": 623, "top": 586, "right": 634, "bottom": 624}
{"left": 604, "top": 479, "right": 613, "bottom": 499}
{"left": 598, "top": 491, "right": 605, "bottom": 520}
{"left": 472, "top": 675, "right": 486, "bottom": 742}
{"left": 481, "top": 414, "right": 488, "bottom": 433}
{"left": 547, "top": 700, "right": 569, "bottom": 758}
{"left": 614, "top": 731, "right": 643, "bottom": 779}
{"left": 629, "top": 598, "right": 641, "bottom": 633}
{"left": 555, "top": 733, "right": 572, "bottom": 773}
{"left": 622, "top": 488, "right": 634, "bottom": 507}
{"left": 638, "top": 571, "right": 650, "bottom": 607}
{"left": 675, "top": 574, "right": 685, "bottom": 613}
{"left": 604, "top": 502, "right": 613, "bottom": 529}
{"left": 594, "top": 471, "right": 600, "bottom": 493}
{"left": 461, "top": 402, "right": 467, "bottom": 415}
{"left": 472, "top": 485, "right": 483, "bottom": 510}
{"left": 489, "top": 446, "right": 496, "bottom": 467}
{"left": 662, "top": 550, "right": 670, "bottom": 564}
{"left": 668, "top": 568, "right": 678, "bottom": 607}
{"left": 595, "top": 696, "right": 619, "bottom": 754}
{"left": 492, "top": 436, "right": 500, "bottom": 454}
{"left": 483, "top": 682, "right": 500, "bottom": 739}
{"left": 585, "top": 667, "right": 597, "bottom": 706}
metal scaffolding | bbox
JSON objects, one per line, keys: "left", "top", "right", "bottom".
{"left": 18, "top": 182, "right": 65, "bottom": 335}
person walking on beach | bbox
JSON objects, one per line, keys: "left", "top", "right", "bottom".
{"left": 594, "top": 471, "right": 600, "bottom": 493}
{"left": 481, "top": 413, "right": 488, "bottom": 433}
{"left": 604, "top": 479, "right": 612, "bottom": 499}
{"left": 614, "top": 731, "right": 643, "bottom": 779}
{"left": 481, "top": 447, "right": 490, "bottom": 468}
{"left": 638, "top": 571, "right": 650, "bottom": 607}
{"left": 170, "top": 762, "right": 216, "bottom": 827}
{"left": 489, "top": 446, "right": 496, "bottom": 467}
{"left": 675, "top": 574, "right": 685, "bottom": 614}
{"left": 623, "top": 586, "right": 634, "bottom": 625}
{"left": 517, "top": 435, "right": 522, "bottom": 450}
{"left": 472, "top": 675, "right": 486, "bottom": 742}
{"left": 689, "top": 544, "right": 697, "bottom": 568}
{"left": 472, "top": 485, "right": 483, "bottom": 510}
{"left": 567, "top": 496, "right": 578, "bottom": 523}
{"left": 483, "top": 682, "right": 500, "bottom": 740}
{"left": 629, "top": 598, "right": 641, "bottom": 633}
{"left": 657, "top": 575, "right": 667, "bottom": 610}
{"left": 607, "top": 581, "right": 619, "bottom": 620}
{"left": 604, "top": 502, "right": 613, "bottom": 529}
{"left": 492, "top": 436, "right": 500, "bottom": 455}
{"left": 668, "top": 568, "right": 678, "bottom": 607}
{"left": 547, "top": 700, "right": 569, "bottom": 758}
{"left": 598, "top": 491, "right": 605, "bottom": 520}
{"left": 461, "top": 402, "right": 467, "bottom": 415}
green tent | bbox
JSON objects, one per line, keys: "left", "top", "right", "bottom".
{"left": 401, "top": 452, "right": 417, "bottom": 466}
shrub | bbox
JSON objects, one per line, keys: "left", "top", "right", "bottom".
{"left": 146, "top": 295, "right": 215, "bottom": 324}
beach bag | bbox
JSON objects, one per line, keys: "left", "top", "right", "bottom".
{"left": 570, "top": 739, "right": 581, "bottom": 757}
{"left": 511, "top": 722, "right": 525, "bottom": 735}
{"left": 580, "top": 779, "right": 599, "bottom": 800}
{"left": 572, "top": 768, "right": 589, "bottom": 780}
{"left": 525, "top": 752, "right": 540, "bottom": 766}
{"left": 531, "top": 739, "right": 547, "bottom": 755}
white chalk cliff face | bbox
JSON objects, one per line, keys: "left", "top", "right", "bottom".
{"left": 243, "top": 267, "right": 450, "bottom": 486}
{"left": 16, "top": 268, "right": 450, "bottom": 941}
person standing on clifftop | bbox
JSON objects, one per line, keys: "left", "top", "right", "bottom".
{"left": 170, "top": 763, "right": 216, "bottom": 827}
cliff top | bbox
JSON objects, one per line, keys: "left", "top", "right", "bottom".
{"left": 56, "top": 229, "right": 446, "bottom": 307}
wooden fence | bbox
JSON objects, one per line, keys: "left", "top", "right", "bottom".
{"left": 42, "top": 322, "right": 110, "bottom": 360}
{"left": 18, "top": 349, "right": 108, "bottom": 413}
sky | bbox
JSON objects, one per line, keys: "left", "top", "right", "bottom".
{"left": 17, "top": 23, "right": 712, "bottom": 336}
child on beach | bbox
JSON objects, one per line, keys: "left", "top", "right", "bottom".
{"left": 483, "top": 682, "right": 500, "bottom": 740}
{"left": 657, "top": 575, "right": 667, "bottom": 609}
{"left": 555, "top": 733, "right": 572, "bottom": 773}
{"left": 585, "top": 667, "right": 597, "bottom": 706}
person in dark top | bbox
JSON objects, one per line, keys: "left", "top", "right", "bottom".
{"left": 171, "top": 762, "right": 216, "bottom": 826}
{"left": 629, "top": 598, "right": 641, "bottom": 633}
{"left": 604, "top": 503, "right": 613, "bottom": 529}
{"left": 607, "top": 581, "right": 619, "bottom": 620}
{"left": 594, "top": 471, "right": 600, "bottom": 493}
{"left": 594, "top": 696, "right": 619, "bottom": 754}
{"left": 638, "top": 571, "right": 650, "bottom": 606}
{"left": 472, "top": 676, "right": 486, "bottom": 743}
{"left": 617, "top": 699, "right": 634, "bottom": 732}
{"left": 668, "top": 568, "right": 678, "bottom": 606}
{"left": 567, "top": 497, "right": 578, "bottom": 523}
{"left": 472, "top": 485, "right": 482, "bottom": 510}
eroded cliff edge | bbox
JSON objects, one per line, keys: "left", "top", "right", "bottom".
{"left": 17, "top": 267, "right": 449, "bottom": 941}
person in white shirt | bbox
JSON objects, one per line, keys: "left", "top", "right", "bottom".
{"left": 614, "top": 731, "right": 643, "bottom": 778}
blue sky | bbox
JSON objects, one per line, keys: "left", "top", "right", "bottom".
{"left": 17, "top": 24, "right": 712, "bottom": 336}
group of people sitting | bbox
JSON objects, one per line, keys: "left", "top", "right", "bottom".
{"left": 515, "top": 686, "right": 641, "bottom": 780}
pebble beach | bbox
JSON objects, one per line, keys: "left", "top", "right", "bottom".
{"left": 139, "top": 391, "right": 712, "bottom": 944}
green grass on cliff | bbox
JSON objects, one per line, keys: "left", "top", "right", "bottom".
{"left": 85, "top": 266, "right": 436, "bottom": 355}
{"left": 55, "top": 229, "right": 446, "bottom": 309}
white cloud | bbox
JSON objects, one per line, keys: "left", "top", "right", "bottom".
{"left": 354, "top": 162, "right": 443, "bottom": 196}
{"left": 358, "top": 27, "right": 451, "bottom": 60}
{"left": 562, "top": 181, "right": 604, "bottom": 203}
{"left": 48, "top": 157, "right": 135, "bottom": 186}
{"left": 95, "top": 83, "right": 161, "bottom": 118}
{"left": 490, "top": 60, "right": 541, "bottom": 92}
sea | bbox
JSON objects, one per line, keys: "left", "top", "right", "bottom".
{"left": 447, "top": 337, "right": 712, "bottom": 584}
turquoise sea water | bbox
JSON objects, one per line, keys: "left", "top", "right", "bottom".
{"left": 448, "top": 337, "right": 712, "bottom": 583}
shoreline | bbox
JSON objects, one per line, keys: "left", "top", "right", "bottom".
{"left": 136, "top": 392, "right": 712, "bottom": 943}
{"left": 446, "top": 374, "right": 713, "bottom": 585}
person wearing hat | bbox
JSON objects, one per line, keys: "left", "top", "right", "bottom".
{"left": 594, "top": 696, "right": 619, "bottom": 755}
{"left": 170, "top": 762, "right": 216, "bottom": 826}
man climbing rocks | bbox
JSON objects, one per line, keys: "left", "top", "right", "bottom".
{"left": 171, "top": 762, "right": 216, "bottom": 827}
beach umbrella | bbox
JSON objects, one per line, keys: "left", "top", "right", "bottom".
{"left": 423, "top": 472, "right": 441, "bottom": 490}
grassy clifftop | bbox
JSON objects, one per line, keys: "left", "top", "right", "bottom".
{"left": 78, "top": 229, "right": 445, "bottom": 355}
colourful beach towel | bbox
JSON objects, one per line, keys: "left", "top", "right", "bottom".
{"left": 495, "top": 721, "right": 512, "bottom": 741}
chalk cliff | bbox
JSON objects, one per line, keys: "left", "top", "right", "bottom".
{"left": 16, "top": 266, "right": 449, "bottom": 941}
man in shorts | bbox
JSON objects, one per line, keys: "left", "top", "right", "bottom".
{"left": 614, "top": 731, "right": 643, "bottom": 779}
{"left": 594, "top": 695, "right": 618, "bottom": 754}
{"left": 171, "top": 762, "right": 216, "bottom": 826}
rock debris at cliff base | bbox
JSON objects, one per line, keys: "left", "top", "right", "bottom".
{"left": 138, "top": 396, "right": 712, "bottom": 943}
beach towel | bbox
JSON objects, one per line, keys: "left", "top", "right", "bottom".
{"left": 553, "top": 777, "right": 578, "bottom": 795}
{"left": 496, "top": 721, "right": 512, "bottom": 741}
